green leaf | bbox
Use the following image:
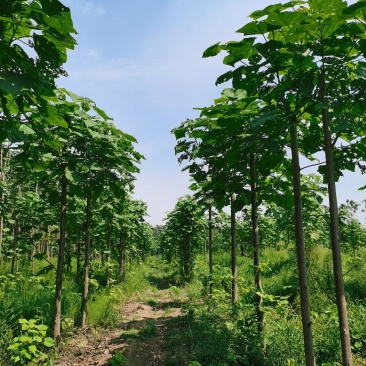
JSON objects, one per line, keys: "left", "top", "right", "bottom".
{"left": 46, "top": 105, "right": 68, "bottom": 127}
{"left": 342, "top": 1, "right": 366, "bottom": 16}
{"left": 65, "top": 167, "right": 87, "bottom": 183}
{"left": 93, "top": 105, "right": 112, "bottom": 120}
{"left": 28, "top": 345, "right": 37, "bottom": 354}
{"left": 236, "top": 21, "right": 281, "bottom": 35}
{"left": 249, "top": 1, "right": 305, "bottom": 19}
{"left": 172, "top": 126, "right": 187, "bottom": 139}
{"left": 0, "top": 72, "right": 35, "bottom": 95}
{"left": 43, "top": 337, "right": 56, "bottom": 347}
{"left": 202, "top": 43, "right": 223, "bottom": 58}
{"left": 18, "top": 124, "right": 35, "bottom": 135}
{"left": 264, "top": 12, "right": 309, "bottom": 26}
{"left": 36, "top": 264, "right": 55, "bottom": 276}
{"left": 36, "top": 324, "right": 48, "bottom": 331}
{"left": 251, "top": 110, "right": 278, "bottom": 128}
{"left": 215, "top": 71, "right": 234, "bottom": 85}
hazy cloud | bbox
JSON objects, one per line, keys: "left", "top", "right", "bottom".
{"left": 81, "top": 2, "right": 106, "bottom": 16}
{"left": 62, "top": 0, "right": 106, "bottom": 17}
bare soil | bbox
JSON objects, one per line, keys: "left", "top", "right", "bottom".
{"left": 55, "top": 288, "right": 188, "bottom": 366}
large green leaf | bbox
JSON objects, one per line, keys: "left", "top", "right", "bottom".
{"left": 202, "top": 42, "right": 224, "bottom": 58}
{"left": 65, "top": 167, "right": 87, "bottom": 183}
{"left": 251, "top": 110, "right": 278, "bottom": 128}
{"left": 342, "top": 1, "right": 366, "bottom": 16}
{"left": 249, "top": 1, "right": 305, "bottom": 19}
{"left": 264, "top": 12, "right": 309, "bottom": 26}
{"left": 236, "top": 21, "right": 281, "bottom": 35}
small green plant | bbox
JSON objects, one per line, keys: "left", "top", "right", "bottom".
{"left": 7, "top": 318, "right": 55, "bottom": 365}
{"left": 61, "top": 317, "right": 74, "bottom": 337}
{"left": 139, "top": 319, "right": 156, "bottom": 338}
{"left": 109, "top": 351, "right": 127, "bottom": 365}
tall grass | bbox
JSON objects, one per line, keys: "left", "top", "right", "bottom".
{"left": 1, "top": 245, "right": 366, "bottom": 365}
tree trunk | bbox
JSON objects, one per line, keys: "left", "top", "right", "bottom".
{"left": 230, "top": 194, "right": 238, "bottom": 304}
{"left": 290, "top": 119, "right": 316, "bottom": 365}
{"left": 31, "top": 243, "right": 35, "bottom": 276}
{"left": 250, "top": 154, "right": 264, "bottom": 333}
{"left": 65, "top": 239, "right": 72, "bottom": 273}
{"left": 11, "top": 217, "right": 19, "bottom": 274}
{"left": 204, "top": 239, "right": 207, "bottom": 264}
{"left": 319, "top": 72, "right": 353, "bottom": 366}
{"left": 106, "top": 221, "right": 112, "bottom": 286}
{"left": 209, "top": 204, "right": 213, "bottom": 297}
{"left": 81, "top": 191, "right": 92, "bottom": 328}
{"left": 0, "top": 146, "right": 3, "bottom": 264}
{"left": 53, "top": 173, "right": 67, "bottom": 345}
{"left": 76, "top": 239, "right": 81, "bottom": 281}
{"left": 118, "top": 231, "right": 126, "bottom": 283}
{"left": 0, "top": 215, "right": 3, "bottom": 265}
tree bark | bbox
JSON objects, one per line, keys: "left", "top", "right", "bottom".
{"left": 76, "top": 239, "right": 81, "bottom": 281}
{"left": 106, "top": 221, "right": 112, "bottom": 286}
{"left": 208, "top": 204, "right": 213, "bottom": 297}
{"left": 53, "top": 173, "right": 67, "bottom": 345}
{"left": 11, "top": 217, "right": 19, "bottom": 274}
{"left": 31, "top": 242, "right": 35, "bottom": 276}
{"left": 118, "top": 231, "right": 126, "bottom": 283}
{"left": 81, "top": 190, "right": 92, "bottom": 328}
{"left": 204, "top": 239, "right": 207, "bottom": 264}
{"left": 0, "top": 146, "right": 3, "bottom": 264}
{"left": 319, "top": 71, "right": 353, "bottom": 366}
{"left": 250, "top": 155, "right": 264, "bottom": 333}
{"left": 230, "top": 194, "right": 238, "bottom": 304}
{"left": 289, "top": 119, "right": 316, "bottom": 366}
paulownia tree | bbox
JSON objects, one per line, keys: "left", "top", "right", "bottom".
{"left": 202, "top": 1, "right": 366, "bottom": 364}
{"left": 162, "top": 195, "right": 205, "bottom": 282}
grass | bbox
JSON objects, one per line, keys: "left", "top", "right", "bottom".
{"left": 2, "top": 246, "right": 366, "bottom": 365}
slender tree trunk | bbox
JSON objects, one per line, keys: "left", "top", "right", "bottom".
{"left": 204, "top": 239, "right": 207, "bottom": 264}
{"left": 53, "top": 174, "right": 67, "bottom": 345}
{"left": 319, "top": 72, "right": 353, "bottom": 366}
{"left": 0, "top": 146, "right": 3, "bottom": 264}
{"left": 209, "top": 204, "right": 213, "bottom": 297}
{"left": 65, "top": 239, "right": 72, "bottom": 272}
{"left": 11, "top": 217, "right": 19, "bottom": 274}
{"left": 106, "top": 222, "right": 112, "bottom": 286}
{"left": 230, "top": 194, "right": 238, "bottom": 304}
{"left": 289, "top": 119, "right": 316, "bottom": 366}
{"left": 250, "top": 155, "right": 264, "bottom": 333}
{"left": 118, "top": 231, "right": 126, "bottom": 283}
{"left": 137, "top": 239, "right": 140, "bottom": 268}
{"left": 81, "top": 191, "right": 92, "bottom": 328}
{"left": 31, "top": 243, "right": 35, "bottom": 276}
{"left": 76, "top": 239, "right": 81, "bottom": 281}
{"left": 46, "top": 226, "right": 50, "bottom": 258}
{"left": 0, "top": 215, "right": 3, "bottom": 265}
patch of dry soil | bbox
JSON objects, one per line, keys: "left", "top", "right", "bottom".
{"left": 55, "top": 289, "right": 185, "bottom": 366}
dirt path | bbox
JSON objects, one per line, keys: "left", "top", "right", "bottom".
{"left": 55, "top": 288, "right": 188, "bottom": 366}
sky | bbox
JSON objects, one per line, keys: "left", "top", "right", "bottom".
{"left": 58, "top": 0, "right": 366, "bottom": 225}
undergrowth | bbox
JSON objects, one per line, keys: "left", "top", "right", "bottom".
{"left": 1, "top": 246, "right": 366, "bottom": 365}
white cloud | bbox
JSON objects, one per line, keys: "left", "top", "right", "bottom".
{"left": 133, "top": 169, "right": 191, "bottom": 226}
{"left": 66, "top": 57, "right": 150, "bottom": 82}
{"left": 81, "top": 2, "right": 105, "bottom": 16}
{"left": 62, "top": 0, "right": 106, "bottom": 17}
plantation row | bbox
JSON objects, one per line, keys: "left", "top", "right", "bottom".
{"left": 1, "top": 204, "right": 365, "bottom": 365}
{"left": 2, "top": 0, "right": 366, "bottom": 365}
{"left": 169, "top": 0, "right": 366, "bottom": 365}
{"left": 0, "top": 0, "right": 153, "bottom": 359}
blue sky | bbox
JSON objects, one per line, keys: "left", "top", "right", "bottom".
{"left": 59, "top": 0, "right": 365, "bottom": 225}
